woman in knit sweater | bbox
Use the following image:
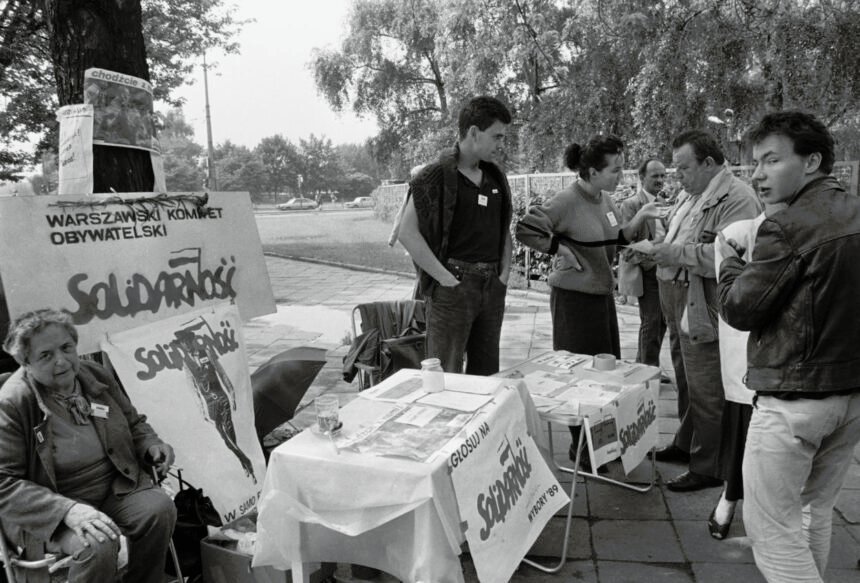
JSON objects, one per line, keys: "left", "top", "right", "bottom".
{"left": 517, "top": 136, "right": 661, "bottom": 464}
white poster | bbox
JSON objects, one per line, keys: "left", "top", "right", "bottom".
{"left": 583, "top": 403, "right": 620, "bottom": 469}
{"left": 616, "top": 383, "right": 659, "bottom": 474}
{"left": 102, "top": 303, "right": 265, "bottom": 524}
{"left": 0, "top": 192, "right": 275, "bottom": 354}
{"left": 448, "top": 389, "right": 568, "bottom": 583}
{"left": 57, "top": 104, "right": 94, "bottom": 196}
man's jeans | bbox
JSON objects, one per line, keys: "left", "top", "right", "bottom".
{"left": 426, "top": 268, "right": 506, "bottom": 375}
{"left": 743, "top": 393, "right": 860, "bottom": 582}
{"left": 637, "top": 267, "right": 667, "bottom": 367}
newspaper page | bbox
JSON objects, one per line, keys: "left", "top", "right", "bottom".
{"left": 339, "top": 403, "right": 475, "bottom": 462}
{"left": 83, "top": 68, "right": 160, "bottom": 153}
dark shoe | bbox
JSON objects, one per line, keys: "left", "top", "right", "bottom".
{"left": 665, "top": 471, "right": 722, "bottom": 492}
{"left": 650, "top": 444, "right": 691, "bottom": 464}
{"left": 569, "top": 444, "right": 606, "bottom": 474}
{"left": 708, "top": 506, "right": 734, "bottom": 540}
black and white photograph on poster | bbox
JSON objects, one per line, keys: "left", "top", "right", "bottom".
{"left": 102, "top": 302, "right": 266, "bottom": 524}
{"left": 84, "top": 67, "right": 160, "bottom": 153}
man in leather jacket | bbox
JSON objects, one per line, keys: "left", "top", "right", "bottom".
{"left": 717, "top": 111, "right": 860, "bottom": 582}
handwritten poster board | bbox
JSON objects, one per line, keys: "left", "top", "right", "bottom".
{"left": 0, "top": 192, "right": 275, "bottom": 354}
{"left": 447, "top": 389, "right": 568, "bottom": 583}
{"left": 102, "top": 303, "right": 266, "bottom": 523}
{"left": 57, "top": 104, "right": 94, "bottom": 195}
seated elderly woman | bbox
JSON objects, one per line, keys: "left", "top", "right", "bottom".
{"left": 0, "top": 308, "right": 176, "bottom": 582}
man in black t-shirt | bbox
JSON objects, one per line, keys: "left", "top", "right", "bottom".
{"left": 398, "top": 96, "right": 513, "bottom": 375}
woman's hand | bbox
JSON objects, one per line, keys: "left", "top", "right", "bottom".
{"left": 63, "top": 503, "right": 121, "bottom": 546}
{"left": 557, "top": 243, "right": 583, "bottom": 271}
{"left": 146, "top": 443, "right": 175, "bottom": 479}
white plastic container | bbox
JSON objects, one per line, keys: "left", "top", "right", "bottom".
{"left": 420, "top": 358, "right": 445, "bottom": 393}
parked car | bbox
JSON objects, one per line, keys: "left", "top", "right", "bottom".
{"left": 277, "top": 197, "right": 318, "bottom": 210}
{"left": 344, "top": 196, "right": 375, "bottom": 209}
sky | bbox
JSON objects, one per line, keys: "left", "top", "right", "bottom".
{"left": 167, "top": 0, "right": 378, "bottom": 149}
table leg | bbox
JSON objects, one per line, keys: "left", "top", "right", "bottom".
{"left": 547, "top": 419, "right": 656, "bottom": 493}
{"left": 522, "top": 422, "right": 583, "bottom": 573}
{"left": 290, "top": 560, "right": 311, "bottom": 583}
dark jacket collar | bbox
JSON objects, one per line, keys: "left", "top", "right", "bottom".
{"left": 789, "top": 175, "right": 845, "bottom": 206}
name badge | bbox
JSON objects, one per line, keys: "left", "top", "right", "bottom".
{"left": 91, "top": 403, "right": 110, "bottom": 419}
{"left": 478, "top": 194, "right": 488, "bottom": 207}
{"left": 606, "top": 211, "right": 618, "bottom": 227}
{"left": 491, "top": 188, "right": 498, "bottom": 194}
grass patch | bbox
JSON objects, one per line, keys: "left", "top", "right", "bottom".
{"left": 258, "top": 211, "right": 415, "bottom": 274}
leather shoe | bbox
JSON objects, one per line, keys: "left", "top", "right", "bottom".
{"left": 708, "top": 506, "right": 734, "bottom": 540}
{"left": 650, "top": 444, "right": 690, "bottom": 464}
{"left": 665, "top": 471, "right": 722, "bottom": 492}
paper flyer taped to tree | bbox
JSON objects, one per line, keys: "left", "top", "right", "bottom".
{"left": 102, "top": 303, "right": 266, "bottom": 524}
{"left": 83, "top": 67, "right": 160, "bottom": 153}
{"left": 57, "top": 104, "right": 94, "bottom": 195}
{"left": 0, "top": 192, "right": 275, "bottom": 354}
{"left": 447, "top": 389, "right": 568, "bottom": 583}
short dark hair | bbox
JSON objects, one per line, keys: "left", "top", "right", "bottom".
{"left": 747, "top": 110, "right": 835, "bottom": 174}
{"left": 565, "top": 135, "right": 625, "bottom": 181}
{"left": 458, "top": 96, "right": 512, "bottom": 139}
{"left": 3, "top": 309, "right": 78, "bottom": 365}
{"left": 671, "top": 130, "right": 725, "bottom": 165}
{"left": 638, "top": 157, "right": 663, "bottom": 179}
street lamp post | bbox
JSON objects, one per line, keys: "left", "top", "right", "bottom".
{"left": 203, "top": 52, "right": 218, "bottom": 191}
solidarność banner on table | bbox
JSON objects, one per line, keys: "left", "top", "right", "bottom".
{"left": 447, "top": 388, "right": 568, "bottom": 583}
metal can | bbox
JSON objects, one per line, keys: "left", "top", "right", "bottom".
{"left": 420, "top": 357, "right": 445, "bottom": 393}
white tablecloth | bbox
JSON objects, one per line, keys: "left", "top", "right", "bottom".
{"left": 252, "top": 376, "right": 542, "bottom": 583}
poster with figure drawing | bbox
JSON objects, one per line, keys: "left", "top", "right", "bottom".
{"left": 102, "top": 302, "right": 266, "bottom": 524}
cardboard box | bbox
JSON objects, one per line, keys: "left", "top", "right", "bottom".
{"left": 200, "top": 537, "right": 332, "bottom": 583}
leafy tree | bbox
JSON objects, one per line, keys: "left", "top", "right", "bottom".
{"left": 216, "top": 140, "right": 267, "bottom": 201}
{"left": 254, "top": 134, "right": 302, "bottom": 195}
{"left": 299, "top": 134, "right": 341, "bottom": 195}
{"left": 158, "top": 109, "right": 205, "bottom": 191}
{"left": 336, "top": 141, "right": 382, "bottom": 183}
{"left": 0, "top": 0, "right": 243, "bottom": 181}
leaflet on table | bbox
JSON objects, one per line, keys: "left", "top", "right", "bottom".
{"left": 361, "top": 371, "right": 426, "bottom": 403}
{"left": 497, "top": 351, "right": 589, "bottom": 382}
{"left": 439, "top": 372, "right": 505, "bottom": 395}
{"left": 548, "top": 380, "right": 620, "bottom": 417}
{"left": 416, "top": 390, "right": 493, "bottom": 412}
{"left": 530, "top": 351, "right": 590, "bottom": 370}
{"left": 339, "top": 404, "right": 475, "bottom": 462}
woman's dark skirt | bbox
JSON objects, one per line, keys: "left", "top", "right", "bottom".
{"left": 549, "top": 287, "right": 620, "bottom": 357}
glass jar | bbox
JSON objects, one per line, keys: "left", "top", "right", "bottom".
{"left": 420, "top": 358, "right": 445, "bottom": 393}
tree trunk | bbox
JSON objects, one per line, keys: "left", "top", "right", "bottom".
{"left": 45, "top": 0, "right": 154, "bottom": 192}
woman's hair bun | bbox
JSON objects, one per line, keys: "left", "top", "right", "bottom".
{"left": 564, "top": 143, "right": 582, "bottom": 171}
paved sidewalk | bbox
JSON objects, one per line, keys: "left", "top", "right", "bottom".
{"left": 244, "top": 255, "right": 860, "bottom": 583}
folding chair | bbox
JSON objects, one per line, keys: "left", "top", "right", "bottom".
{"left": 344, "top": 300, "right": 426, "bottom": 390}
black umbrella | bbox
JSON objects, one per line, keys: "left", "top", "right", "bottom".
{"left": 251, "top": 346, "right": 328, "bottom": 442}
